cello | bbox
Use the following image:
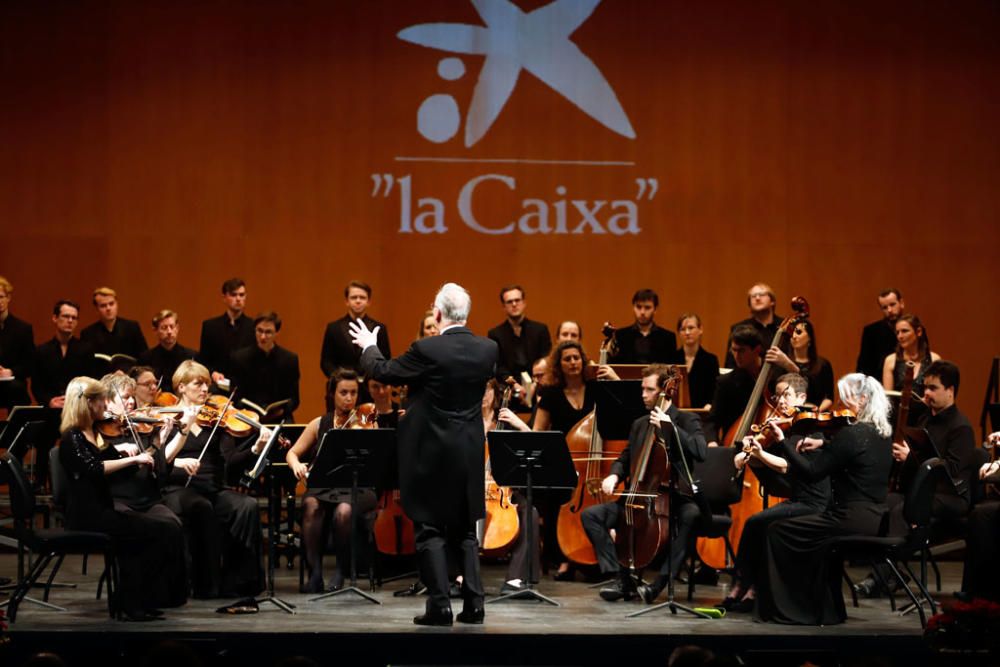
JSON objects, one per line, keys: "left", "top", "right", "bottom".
{"left": 373, "top": 386, "right": 416, "bottom": 557}
{"left": 615, "top": 367, "right": 681, "bottom": 572}
{"left": 481, "top": 378, "right": 520, "bottom": 556}
{"left": 556, "top": 325, "right": 628, "bottom": 566}
{"left": 696, "top": 297, "right": 810, "bottom": 569}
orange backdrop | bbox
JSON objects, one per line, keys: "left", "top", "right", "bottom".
{"left": 1, "top": 1, "right": 998, "bottom": 425}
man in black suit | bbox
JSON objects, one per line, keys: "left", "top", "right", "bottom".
{"left": 607, "top": 288, "right": 676, "bottom": 365}
{"left": 320, "top": 280, "right": 391, "bottom": 384}
{"left": 855, "top": 287, "right": 905, "bottom": 379}
{"left": 198, "top": 277, "right": 255, "bottom": 387}
{"left": 0, "top": 276, "right": 35, "bottom": 410}
{"left": 351, "top": 282, "right": 497, "bottom": 626}
{"left": 33, "top": 300, "right": 95, "bottom": 409}
{"left": 80, "top": 286, "right": 148, "bottom": 371}
{"left": 229, "top": 311, "right": 300, "bottom": 422}
{"left": 137, "top": 309, "right": 197, "bottom": 388}
{"left": 487, "top": 284, "right": 551, "bottom": 392}
{"left": 580, "top": 364, "right": 707, "bottom": 602}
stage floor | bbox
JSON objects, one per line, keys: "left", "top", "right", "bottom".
{"left": 1, "top": 554, "right": 956, "bottom": 666}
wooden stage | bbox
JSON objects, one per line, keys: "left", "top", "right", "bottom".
{"left": 1, "top": 553, "right": 964, "bottom": 667}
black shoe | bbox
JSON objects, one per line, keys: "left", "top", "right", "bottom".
{"left": 448, "top": 581, "right": 462, "bottom": 598}
{"left": 637, "top": 583, "right": 661, "bottom": 604}
{"left": 853, "top": 577, "right": 881, "bottom": 599}
{"left": 599, "top": 579, "right": 636, "bottom": 602}
{"left": 553, "top": 566, "right": 575, "bottom": 582}
{"left": 327, "top": 571, "right": 344, "bottom": 592}
{"left": 717, "top": 597, "right": 739, "bottom": 611}
{"left": 413, "top": 608, "right": 453, "bottom": 626}
{"left": 729, "top": 597, "right": 754, "bottom": 613}
{"left": 456, "top": 606, "right": 485, "bottom": 624}
{"left": 499, "top": 581, "right": 525, "bottom": 595}
{"left": 302, "top": 572, "right": 325, "bottom": 594}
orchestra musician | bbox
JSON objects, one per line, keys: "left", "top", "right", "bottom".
{"left": 352, "top": 282, "right": 498, "bottom": 626}
{"left": 762, "top": 320, "right": 834, "bottom": 411}
{"left": 368, "top": 376, "right": 400, "bottom": 428}
{"left": 229, "top": 311, "right": 300, "bottom": 422}
{"left": 958, "top": 432, "right": 1000, "bottom": 602}
{"left": 756, "top": 373, "right": 893, "bottom": 625}
{"left": 855, "top": 360, "right": 976, "bottom": 598}
{"left": 198, "top": 278, "right": 254, "bottom": 389}
{"left": 418, "top": 309, "right": 439, "bottom": 339}
{"left": 161, "top": 360, "right": 269, "bottom": 599}
{"left": 719, "top": 373, "right": 830, "bottom": 612}
{"left": 80, "top": 286, "right": 148, "bottom": 371}
{"left": 488, "top": 284, "right": 552, "bottom": 400}
{"left": 286, "top": 368, "right": 378, "bottom": 593}
{"left": 575, "top": 364, "right": 706, "bottom": 603}
{"left": 704, "top": 325, "right": 764, "bottom": 446}
{"left": 882, "top": 313, "right": 941, "bottom": 394}
{"left": 57, "top": 376, "right": 179, "bottom": 621}
{"left": 320, "top": 281, "right": 391, "bottom": 395}
{"left": 724, "top": 283, "right": 783, "bottom": 368}
{"left": 136, "top": 309, "right": 196, "bottom": 387}
{"left": 0, "top": 275, "right": 35, "bottom": 411}
{"left": 856, "top": 288, "right": 906, "bottom": 379}
{"left": 668, "top": 312, "right": 720, "bottom": 409}
{"left": 33, "top": 300, "right": 96, "bottom": 410}
{"left": 97, "top": 372, "right": 193, "bottom": 608}
{"left": 555, "top": 320, "right": 582, "bottom": 343}
{"left": 606, "top": 288, "right": 676, "bottom": 365}
{"left": 128, "top": 366, "right": 161, "bottom": 408}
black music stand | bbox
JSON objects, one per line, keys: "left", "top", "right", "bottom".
{"left": 308, "top": 428, "right": 394, "bottom": 606}
{"left": 627, "top": 423, "right": 713, "bottom": 619}
{"left": 249, "top": 426, "right": 296, "bottom": 614}
{"left": 0, "top": 408, "right": 48, "bottom": 459}
{"left": 486, "top": 430, "right": 577, "bottom": 607}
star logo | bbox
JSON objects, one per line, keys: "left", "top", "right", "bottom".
{"left": 398, "top": 0, "right": 636, "bottom": 147}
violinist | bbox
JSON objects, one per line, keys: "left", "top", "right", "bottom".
{"left": 606, "top": 289, "right": 676, "bottom": 364}
{"left": 668, "top": 313, "right": 720, "bottom": 409}
{"left": 128, "top": 366, "right": 161, "bottom": 408}
{"left": 958, "top": 431, "right": 1000, "bottom": 602}
{"left": 161, "top": 359, "right": 268, "bottom": 599}
{"left": 57, "top": 377, "right": 179, "bottom": 621}
{"left": 136, "top": 309, "right": 196, "bottom": 386}
{"left": 578, "top": 364, "right": 706, "bottom": 603}
{"left": 704, "top": 325, "right": 764, "bottom": 445}
{"left": 756, "top": 374, "right": 893, "bottom": 625}
{"left": 719, "top": 373, "right": 830, "bottom": 613}
{"left": 198, "top": 278, "right": 254, "bottom": 390}
{"left": 855, "top": 360, "right": 976, "bottom": 598}
{"left": 97, "top": 372, "right": 193, "bottom": 608}
{"left": 286, "top": 368, "right": 378, "bottom": 594}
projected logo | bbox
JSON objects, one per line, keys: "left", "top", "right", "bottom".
{"left": 398, "top": 0, "right": 635, "bottom": 146}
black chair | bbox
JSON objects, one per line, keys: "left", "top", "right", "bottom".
{"left": 1, "top": 452, "right": 118, "bottom": 622}
{"left": 832, "top": 457, "right": 949, "bottom": 628}
{"left": 685, "top": 446, "right": 744, "bottom": 601}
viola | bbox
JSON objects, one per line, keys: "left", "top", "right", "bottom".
{"left": 191, "top": 395, "right": 259, "bottom": 437}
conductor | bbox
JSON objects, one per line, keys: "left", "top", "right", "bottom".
{"left": 349, "top": 283, "right": 498, "bottom": 626}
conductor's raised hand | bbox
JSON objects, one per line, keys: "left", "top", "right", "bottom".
{"left": 348, "top": 318, "right": 380, "bottom": 350}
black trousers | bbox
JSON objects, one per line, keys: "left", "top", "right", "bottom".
{"left": 504, "top": 494, "right": 541, "bottom": 584}
{"left": 415, "top": 521, "right": 484, "bottom": 613}
{"left": 581, "top": 496, "right": 699, "bottom": 580}
{"left": 963, "top": 500, "right": 1000, "bottom": 600}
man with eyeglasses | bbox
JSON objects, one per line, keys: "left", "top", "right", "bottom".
{"left": 33, "top": 300, "right": 96, "bottom": 409}
{"left": 229, "top": 311, "right": 300, "bottom": 422}
{"left": 724, "top": 282, "right": 785, "bottom": 368}
{"left": 487, "top": 285, "right": 551, "bottom": 401}
{"left": 138, "top": 309, "right": 197, "bottom": 388}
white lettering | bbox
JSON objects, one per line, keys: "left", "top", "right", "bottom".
{"left": 458, "top": 174, "right": 515, "bottom": 235}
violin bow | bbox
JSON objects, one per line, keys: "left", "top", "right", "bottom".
{"left": 184, "top": 389, "right": 237, "bottom": 488}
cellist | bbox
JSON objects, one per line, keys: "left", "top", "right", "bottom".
{"left": 579, "top": 364, "right": 707, "bottom": 603}
{"left": 286, "top": 368, "right": 378, "bottom": 593}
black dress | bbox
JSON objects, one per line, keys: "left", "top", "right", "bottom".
{"left": 755, "top": 422, "right": 892, "bottom": 624}
{"left": 59, "top": 428, "right": 183, "bottom": 614}
{"left": 537, "top": 382, "right": 596, "bottom": 435}
{"left": 668, "top": 347, "right": 720, "bottom": 409}
{"left": 796, "top": 357, "right": 834, "bottom": 408}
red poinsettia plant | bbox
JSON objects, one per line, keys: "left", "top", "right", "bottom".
{"left": 925, "top": 598, "right": 1000, "bottom": 653}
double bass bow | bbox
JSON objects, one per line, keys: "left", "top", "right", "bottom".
{"left": 614, "top": 367, "right": 682, "bottom": 572}
{"left": 696, "top": 296, "right": 810, "bottom": 569}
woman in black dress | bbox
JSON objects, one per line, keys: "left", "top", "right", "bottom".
{"left": 58, "top": 376, "right": 179, "bottom": 621}
{"left": 669, "top": 313, "right": 720, "bottom": 409}
{"left": 765, "top": 320, "right": 834, "bottom": 411}
{"left": 755, "top": 373, "right": 893, "bottom": 625}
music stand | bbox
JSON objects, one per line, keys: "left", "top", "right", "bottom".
{"left": 248, "top": 425, "right": 295, "bottom": 614}
{"left": 627, "top": 423, "right": 713, "bottom": 619}
{"left": 308, "top": 428, "right": 395, "bottom": 606}
{"left": 486, "top": 430, "right": 577, "bottom": 607}
{"left": 0, "top": 406, "right": 49, "bottom": 454}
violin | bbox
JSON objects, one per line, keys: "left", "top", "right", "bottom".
{"left": 189, "top": 395, "right": 259, "bottom": 437}
{"left": 96, "top": 411, "right": 161, "bottom": 438}
{"left": 153, "top": 391, "right": 180, "bottom": 407}
{"left": 335, "top": 403, "right": 379, "bottom": 429}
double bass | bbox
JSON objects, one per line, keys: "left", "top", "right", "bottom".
{"left": 888, "top": 361, "right": 916, "bottom": 493}
{"left": 480, "top": 378, "right": 520, "bottom": 556}
{"left": 556, "top": 325, "right": 628, "bottom": 566}
{"left": 696, "top": 296, "right": 810, "bottom": 569}
{"left": 615, "top": 368, "right": 681, "bottom": 572}
{"left": 373, "top": 388, "right": 417, "bottom": 557}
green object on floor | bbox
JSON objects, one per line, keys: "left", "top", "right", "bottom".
{"left": 694, "top": 607, "right": 724, "bottom": 618}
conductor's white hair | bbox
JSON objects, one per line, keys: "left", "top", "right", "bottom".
{"left": 837, "top": 373, "right": 893, "bottom": 438}
{"left": 435, "top": 283, "right": 471, "bottom": 323}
